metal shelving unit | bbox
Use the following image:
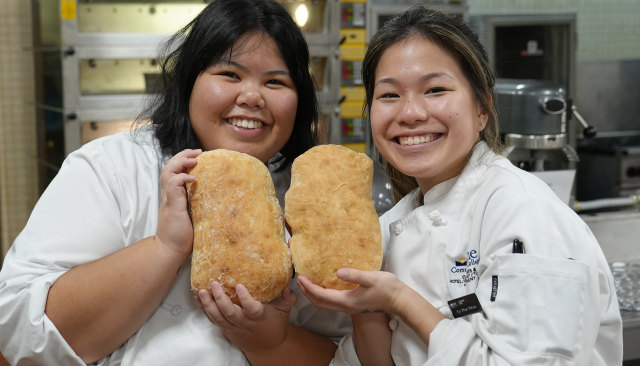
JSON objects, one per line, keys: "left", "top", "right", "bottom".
{"left": 32, "top": 0, "right": 342, "bottom": 189}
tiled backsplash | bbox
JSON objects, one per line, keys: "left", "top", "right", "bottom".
{"left": 468, "top": 0, "right": 640, "bottom": 61}
{"left": 0, "top": 0, "right": 39, "bottom": 262}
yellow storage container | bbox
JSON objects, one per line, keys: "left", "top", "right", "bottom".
{"left": 340, "top": 29, "right": 366, "bottom": 44}
{"left": 340, "top": 44, "right": 366, "bottom": 61}
{"left": 342, "top": 143, "right": 366, "bottom": 154}
{"left": 341, "top": 101, "right": 365, "bottom": 119}
{"left": 340, "top": 86, "right": 366, "bottom": 102}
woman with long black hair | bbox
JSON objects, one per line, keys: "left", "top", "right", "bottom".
{"left": 0, "top": 1, "right": 351, "bottom": 365}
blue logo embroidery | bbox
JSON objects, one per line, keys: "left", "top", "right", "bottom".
{"left": 455, "top": 258, "right": 467, "bottom": 266}
{"left": 449, "top": 250, "right": 480, "bottom": 286}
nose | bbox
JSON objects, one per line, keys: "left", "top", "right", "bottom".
{"left": 236, "top": 82, "right": 266, "bottom": 109}
{"left": 397, "top": 93, "right": 428, "bottom": 125}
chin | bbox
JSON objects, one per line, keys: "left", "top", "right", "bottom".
{"left": 244, "top": 150, "right": 272, "bottom": 164}
{"left": 394, "top": 164, "right": 428, "bottom": 179}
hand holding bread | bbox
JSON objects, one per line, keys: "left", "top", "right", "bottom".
{"left": 156, "top": 149, "right": 201, "bottom": 257}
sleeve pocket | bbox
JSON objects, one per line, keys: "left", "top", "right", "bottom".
{"left": 492, "top": 254, "right": 588, "bottom": 359}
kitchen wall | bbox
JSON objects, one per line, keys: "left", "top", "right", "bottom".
{"left": 467, "top": 0, "right": 640, "bottom": 133}
{"left": 0, "top": 0, "right": 39, "bottom": 265}
{"left": 468, "top": 0, "right": 640, "bottom": 61}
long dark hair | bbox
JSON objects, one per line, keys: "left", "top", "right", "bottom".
{"left": 363, "top": 4, "right": 502, "bottom": 201}
{"left": 139, "top": 0, "right": 318, "bottom": 172}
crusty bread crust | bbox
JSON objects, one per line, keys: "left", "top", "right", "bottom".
{"left": 187, "top": 150, "right": 291, "bottom": 304}
{"left": 285, "top": 145, "right": 383, "bottom": 290}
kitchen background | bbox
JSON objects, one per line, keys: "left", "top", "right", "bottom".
{"left": 0, "top": 0, "right": 639, "bottom": 362}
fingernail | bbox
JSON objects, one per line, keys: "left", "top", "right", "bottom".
{"left": 337, "top": 268, "right": 347, "bottom": 279}
{"left": 199, "top": 290, "right": 207, "bottom": 299}
{"left": 211, "top": 282, "right": 221, "bottom": 292}
{"left": 236, "top": 284, "right": 246, "bottom": 294}
{"left": 284, "top": 286, "right": 292, "bottom": 295}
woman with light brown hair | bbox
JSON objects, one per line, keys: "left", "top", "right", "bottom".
{"left": 298, "top": 4, "right": 623, "bottom": 365}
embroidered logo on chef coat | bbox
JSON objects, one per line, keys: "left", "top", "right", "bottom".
{"left": 449, "top": 250, "right": 480, "bottom": 287}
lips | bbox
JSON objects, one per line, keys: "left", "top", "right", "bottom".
{"left": 229, "top": 117, "right": 264, "bottom": 130}
{"left": 397, "top": 133, "right": 443, "bottom": 146}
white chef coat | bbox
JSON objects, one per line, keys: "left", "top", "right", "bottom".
{"left": 0, "top": 127, "right": 352, "bottom": 366}
{"left": 336, "top": 142, "right": 622, "bottom": 366}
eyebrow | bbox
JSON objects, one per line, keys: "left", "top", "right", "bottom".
{"left": 375, "top": 72, "right": 454, "bottom": 87}
{"left": 213, "top": 60, "right": 290, "bottom": 77}
{"left": 264, "top": 70, "right": 291, "bottom": 77}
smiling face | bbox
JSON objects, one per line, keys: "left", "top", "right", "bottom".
{"left": 370, "top": 36, "right": 488, "bottom": 194}
{"left": 189, "top": 32, "right": 298, "bottom": 163}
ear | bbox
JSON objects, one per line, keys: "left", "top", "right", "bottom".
{"left": 476, "top": 95, "right": 491, "bottom": 132}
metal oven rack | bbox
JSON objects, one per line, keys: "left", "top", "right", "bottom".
{"left": 33, "top": 0, "right": 342, "bottom": 189}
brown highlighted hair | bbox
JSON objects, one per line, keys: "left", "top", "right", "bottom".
{"left": 363, "top": 4, "right": 502, "bottom": 202}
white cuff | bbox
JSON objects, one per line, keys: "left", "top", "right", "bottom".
{"left": 427, "top": 318, "right": 454, "bottom": 356}
{"left": 331, "top": 333, "right": 362, "bottom": 366}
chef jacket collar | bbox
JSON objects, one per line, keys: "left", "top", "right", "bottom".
{"left": 422, "top": 141, "right": 498, "bottom": 205}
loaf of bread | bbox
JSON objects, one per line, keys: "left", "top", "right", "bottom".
{"left": 187, "top": 150, "right": 292, "bottom": 304}
{"left": 285, "top": 145, "right": 383, "bottom": 290}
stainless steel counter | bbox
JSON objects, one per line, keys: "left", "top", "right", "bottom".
{"left": 622, "top": 311, "right": 640, "bottom": 361}
{"left": 581, "top": 212, "right": 640, "bottom": 361}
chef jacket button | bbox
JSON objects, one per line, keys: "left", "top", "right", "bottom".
{"left": 428, "top": 210, "right": 448, "bottom": 226}
{"left": 389, "top": 319, "right": 399, "bottom": 331}
{"left": 394, "top": 223, "right": 403, "bottom": 236}
{"left": 438, "top": 306, "right": 454, "bottom": 320}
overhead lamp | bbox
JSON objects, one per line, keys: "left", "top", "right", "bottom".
{"left": 295, "top": 4, "right": 309, "bottom": 28}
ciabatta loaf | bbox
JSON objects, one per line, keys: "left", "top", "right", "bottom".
{"left": 187, "top": 150, "right": 291, "bottom": 304}
{"left": 285, "top": 145, "right": 382, "bottom": 290}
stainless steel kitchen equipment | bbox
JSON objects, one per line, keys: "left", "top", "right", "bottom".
{"left": 497, "top": 79, "right": 567, "bottom": 137}
{"left": 472, "top": 13, "right": 576, "bottom": 101}
{"left": 32, "top": 0, "right": 342, "bottom": 192}
{"left": 472, "top": 13, "right": 584, "bottom": 173}
{"left": 576, "top": 136, "right": 640, "bottom": 202}
{"left": 495, "top": 78, "right": 577, "bottom": 171}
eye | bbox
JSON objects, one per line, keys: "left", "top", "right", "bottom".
{"left": 427, "top": 86, "right": 446, "bottom": 94}
{"left": 266, "top": 79, "right": 285, "bottom": 86}
{"left": 379, "top": 92, "right": 399, "bottom": 99}
{"left": 219, "top": 72, "right": 239, "bottom": 79}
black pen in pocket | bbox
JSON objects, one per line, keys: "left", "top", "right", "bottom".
{"left": 492, "top": 239, "right": 525, "bottom": 303}
{"left": 512, "top": 239, "right": 525, "bottom": 254}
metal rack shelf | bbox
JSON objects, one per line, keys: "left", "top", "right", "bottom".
{"left": 33, "top": 0, "right": 342, "bottom": 182}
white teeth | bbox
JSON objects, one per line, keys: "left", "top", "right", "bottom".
{"left": 398, "top": 134, "right": 441, "bottom": 146}
{"left": 229, "top": 118, "right": 263, "bottom": 130}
